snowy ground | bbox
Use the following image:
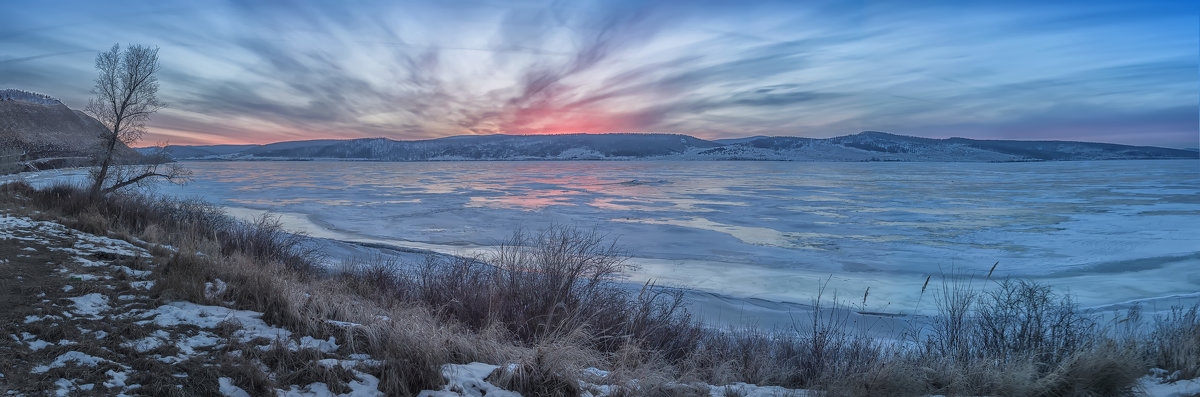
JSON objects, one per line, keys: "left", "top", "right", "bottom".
{"left": 420, "top": 362, "right": 809, "bottom": 397}
{"left": 0, "top": 212, "right": 382, "bottom": 396}
{"left": 0, "top": 210, "right": 821, "bottom": 397}
{"left": 1137, "top": 374, "right": 1200, "bottom": 397}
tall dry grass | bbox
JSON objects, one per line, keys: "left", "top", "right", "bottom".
{"left": 2, "top": 180, "right": 1196, "bottom": 396}
{"left": 1147, "top": 304, "right": 1200, "bottom": 380}
{"left": 402, "top": 227, "right": 701, "bottom": 355}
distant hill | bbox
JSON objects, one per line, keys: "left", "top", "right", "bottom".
{"left": 704, "top": 131, "right": 1198, "bottom": 161}
{"left": 148, "top": 131, "right": 1197, "bottom": 162}
{"left": 711, "top": 136, "right": 770, "bottom": 145}
{"left": 150, "top": 134, "right": 722, "bottom": 161}
{"left": 134, "top": 144, "right": 258, "bottom": 159}
{"left": 0, "top": 89, "right": 141, "bottom": 169}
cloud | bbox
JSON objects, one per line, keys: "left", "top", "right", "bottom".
{"left": 905, "top": 105, "right": 1198, "bottom": 148}
{"left": 0, "top": 50, "right": 92, "bottom": 65}
{"left": 0, "top": 0, "right": 1194, "bottom": 147}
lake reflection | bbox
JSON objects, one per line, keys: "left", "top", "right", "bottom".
{"left": 155, "top": 160, "right": 1200, "bottom": 312}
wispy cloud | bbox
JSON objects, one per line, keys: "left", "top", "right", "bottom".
{"left": 0, "top": 0, "right": 1195, "bottom": 147}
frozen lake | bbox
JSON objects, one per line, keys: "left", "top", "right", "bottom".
{"left": 18, "top": 160, "right": 1199, "bottom": 323}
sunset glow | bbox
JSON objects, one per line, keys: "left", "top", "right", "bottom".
{"left": 1, "top": 0, "right": 1196, "bottom": 147}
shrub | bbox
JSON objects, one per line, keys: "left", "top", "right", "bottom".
{"left": 488, "top": 336, "right": 593, "bottom": 397}
{"left": 973, "top": 279, "right": 1096, "bottom": 370}
{"left": 20, "top": 183, "right": 318, "bottom": 275}
{"left": 409, "top": 226, "right": 700, "bottom": 356}
{"left": 1033, "top": 341, "right": 1144, "bottom": 397}
{"left": 216, "top": 213, "right": 318, "bottom": 273}
{"left": 927, "top": 276, "right": 976, "bottom": 361}
{"left": 1147, "top": 304, "right": 1200, "bottom": 379}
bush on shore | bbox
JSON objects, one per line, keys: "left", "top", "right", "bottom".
{"left": 1, "top": 180, "right": 1196, "bottom": 396}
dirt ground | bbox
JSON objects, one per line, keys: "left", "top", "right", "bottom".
{"left": 0, "top": 208, "right": 196, "bottom": 395}
{"left": 0, "top": 206, "right": 384, "bottom": 396}
{"left": 0, "top": 217, "right": 76, "bottom": 382}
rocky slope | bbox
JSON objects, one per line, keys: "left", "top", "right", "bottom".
{"left": 0, "top": 89, "right": 141, "bottom": 166}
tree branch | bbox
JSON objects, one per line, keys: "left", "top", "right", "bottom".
{"left": 101, "top": 171, "right": 170, "bottom": 194}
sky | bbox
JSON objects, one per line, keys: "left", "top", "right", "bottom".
{"left": 1, "top": 0, "right": 1196, "bottom": 147}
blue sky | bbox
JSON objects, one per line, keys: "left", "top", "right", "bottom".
{"left": 1, "top": 0, "right": 1196, "bottom": 147}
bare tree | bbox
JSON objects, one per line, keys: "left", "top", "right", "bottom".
{"left": 85, "top": 43, "right": 188, "bottom": 197}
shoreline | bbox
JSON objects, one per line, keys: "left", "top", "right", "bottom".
{"left": 221, "top": 205, "right": 1200, "bottom": 334}
{"left": 4, "top": 173, "right": 1199, "bottom": 395}
{"left": 8, "top": 165, "right": 1200, "bottom": 325}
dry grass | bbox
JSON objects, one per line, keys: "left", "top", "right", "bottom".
{"left": 1033, "top": 341, "right": 1145, "bottom": 397}
{"left": 404, "top": 227, "right": 703, "bottom": 357}
{"left": 2, "top": 182, "right": 508, "bottom": 395}
{"left": 2, "top": 180, "right": 1195, "bottom": 396}
{"left": 487, "top": 334, "right": 594, "bottom": 397}
{"left": 158, "top": 250, "right": 507, "bottom": 395}
{"left": 1146, "top": 304, "right": 1200, "bottom": 380}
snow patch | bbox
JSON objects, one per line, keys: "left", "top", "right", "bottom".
{"left": 104, "top": 370, "right": 129, "bottom": 388}
{"left": 75, "top": 257, "right": 108, "bottom": 267}
{"left": 326, "top": 320, "right": 362, "bottom": 328}
{"left": 72, "top": 235, "right": 150, "bottom": 258}
{"left": 115, "top": 265, "right": 151, "bottom": 278}
{"left": 129, "top": 280, "right": 155, "bottom": 290}
{"left": 707, "top": 383, "right": 809, "bottom": 397}
{"left": 219, "top": 377, "right": 252, "bottom": 397}
{"left": 24, "top": 314, "right": 59, "bottom": 323}
{"left": 53, "top": 378, "right": 74, "bottom": 397}
{"left": 68, "top": 273, "right": 106, "bottom": 281}
{"left": 122, "top": 336, "right": 166, "bottom": 353}
{"left": 418, "top": 363, "right": 520, "bottom": 397}
{"left": 204, "top": 278, "right": 228, "bottom": 300}
{"left": 296, "top": 336, "right": 339, "bottom": 353}
{"left": 140, "top": 301, "right": 290, "bottom": 343}
{"left": 418, "top": 362, "right": 809, "bottom": 397}
{"left": 27, "top": 339, "right": 52, "bottom": 351}
{"left": 317, "top": 358, "right": 383, "bottom": 369}
{"left": 170, "top": 332, "right": 224, "bottom": 359}
{"left": 68, "top": 293, "right": 110, "bottom": 317}
{"left": 1139, "top": 374, "right": 1200, "bottom": 397}
{"left": 31, "top": 351, "right": 110, "bottom": 374}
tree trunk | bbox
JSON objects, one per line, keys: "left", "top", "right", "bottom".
{"left": 89, "top": 119, "right": 121, "bottom": 198}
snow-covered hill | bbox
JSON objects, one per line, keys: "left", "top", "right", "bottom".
{"left": 0, "top": 88, "right": 141, "bottom": 163}
{"left": 149, "top": 132, "right": 1197, "bottom": 162}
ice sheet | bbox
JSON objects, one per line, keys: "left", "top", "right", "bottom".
{"left": 17, "top": 160, "right": 1200, "bottom": 317}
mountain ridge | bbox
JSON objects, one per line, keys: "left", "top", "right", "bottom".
{"left": 139, "top": 131, "right": 1197, "bottom": 162}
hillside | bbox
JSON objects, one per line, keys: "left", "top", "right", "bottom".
{"left": 133, "top": 144, "right": 257, "bottom": 159}
{"left": 0, "top": 89, "right": 141, "bottom": 168}
{"left": 688, "top": 132, "right": 1197, "bottom": 161}
{"left": 148, "top": 131, "right": 1197, "bottom": 162}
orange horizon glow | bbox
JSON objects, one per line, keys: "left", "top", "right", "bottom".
{"left": 136, "top": 130, "right": 703, "bottom": 147}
